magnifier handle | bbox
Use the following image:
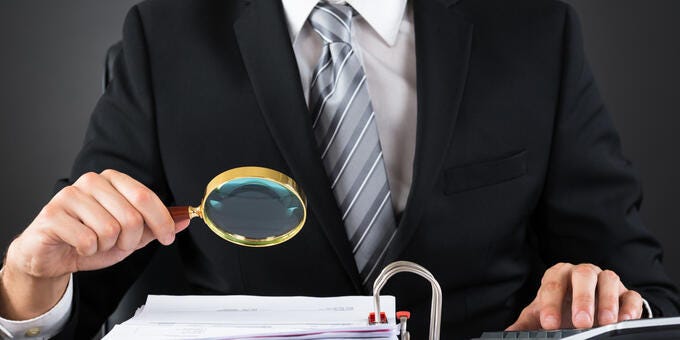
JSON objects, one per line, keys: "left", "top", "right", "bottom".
{"left": 168, "top": 206, "right": 194, "bottom": 223}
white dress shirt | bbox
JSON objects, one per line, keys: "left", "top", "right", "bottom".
{"left": 0, "top": 0, "right": 417, "bottom": 337}
{"left": 0, "top": 271, "right": 73, "bottom": 339}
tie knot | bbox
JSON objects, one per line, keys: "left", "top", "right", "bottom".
{"left": 309, "top": 2, "right": 354, "bottom": 44}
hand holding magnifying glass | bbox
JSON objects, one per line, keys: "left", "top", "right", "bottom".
{"left": 168, "top": 167, "right": 307, "bottom": 247}
{"left": 0, "top": 167, "right": 306, "bottom": 323}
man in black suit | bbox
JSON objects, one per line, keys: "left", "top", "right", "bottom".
{"left": 1, "top": 0, "right": 679, "bottom": 339}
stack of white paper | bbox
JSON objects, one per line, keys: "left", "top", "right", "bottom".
{"left": 103, "top": 295, "right": 399, "bottom": 340}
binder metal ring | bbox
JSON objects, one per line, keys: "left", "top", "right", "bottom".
{"left": 372, "top": 261, "right": 442, "bottom": 340}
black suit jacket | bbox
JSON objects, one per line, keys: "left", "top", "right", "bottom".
{"left": 54, "top": 0, "right": 680, "bottom": 338}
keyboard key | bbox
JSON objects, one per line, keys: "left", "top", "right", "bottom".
{"left": 478, "top": 328, "right": 589, "bottom": 339}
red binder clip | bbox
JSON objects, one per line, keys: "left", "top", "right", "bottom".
{"left": 396, "top": 311, "right": 411, "bottom": 320}
{"left": 368, "top": 311, "right": 388, "bottom": 324}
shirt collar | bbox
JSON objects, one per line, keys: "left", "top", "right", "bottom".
{"left": 280, "top": 0, "right": 408, "bottom": 46}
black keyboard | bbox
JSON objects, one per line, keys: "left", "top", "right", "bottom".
{"left": 471, "top": 316, "right": 680, "bottom": 340}
{"left": 474, "top": 329, "right": 587, "bottom": 339}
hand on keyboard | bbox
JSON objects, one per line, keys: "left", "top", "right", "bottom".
{"left": 506, "top": 263, "right": 643, "bottom": 330}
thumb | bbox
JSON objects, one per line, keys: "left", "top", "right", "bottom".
{"left": 506, "top": 307, "right": 542, "bottom": 331}
{"left": 174, "top": 219, "right": 191, "bottom": 234}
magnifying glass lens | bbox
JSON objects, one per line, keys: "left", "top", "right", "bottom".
{"left": 169, "top": 167, "right": 306, "bottom": 247}
{"left": 204, "top": 177, "right": 304, "bottom": 239}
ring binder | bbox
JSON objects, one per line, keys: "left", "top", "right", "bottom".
{"left": 371, "top": 261, "right": 442, "bottom": 340}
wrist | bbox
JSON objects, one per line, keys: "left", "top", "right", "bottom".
{"left": 0, "top": 242, "right": 70, "bottom": 320}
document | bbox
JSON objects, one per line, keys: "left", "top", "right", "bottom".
{"left": 103, "top": 295, "right": 398, "bottom": 339}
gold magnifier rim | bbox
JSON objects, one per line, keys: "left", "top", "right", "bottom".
{"left": 197, "top": 166, "right": 307, "bottom": 247}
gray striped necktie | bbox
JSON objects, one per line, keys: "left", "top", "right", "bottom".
{"left": 308, "top": 2, "right": 397, "bottom": 284}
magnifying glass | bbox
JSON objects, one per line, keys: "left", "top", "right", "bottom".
{"left": 169, "top": 167, "right": 307, "bottom": 247}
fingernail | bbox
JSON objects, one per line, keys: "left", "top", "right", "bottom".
{"left": 543, "top": 315, "right": 559, "bottom": 328}
{"left": 599, "top": 310, "right": 615, "bottom": 324}
{"left": 574, "top": 311, "right": 592, "bottom": 325}
{"left": 622, "top": 314, "right": 632, "bottom": 321}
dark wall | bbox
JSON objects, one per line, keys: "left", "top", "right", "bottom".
{"left": 1, "top": 0, "right": 678, "bottom": 288}
{"left": 0, "top": 0, "right": 140, "bottom": 248}
{"left": 563, "top": 0, "right": 680, "bottom": 286}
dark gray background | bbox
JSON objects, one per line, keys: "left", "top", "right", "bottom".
{"left": 1, "top": 0, "right": 679, "bottom": 289}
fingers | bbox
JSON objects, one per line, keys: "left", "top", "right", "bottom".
{"left": 52, "top": 185, "right": 120, "bottom": 252}
{"left": 595, "top": 270, "right": 623, "bottom": 325}
{"left": 74, "top": 172, "right": 144, "bottom": 250}
{"left": 536, "top": 263, "right": 573, "bottom": 330}
{"left": 619, "top": 290, "right": 643, "bottom": 321}
{"left": 99, "top": 170, "right": 176, "bottom": 246}
{"left": 570, "top": 264, "right": 601, "bottom": 328}
{"left": 63, "top": 170, "right": 175, "bottom": 252}
{"left": 511, "top": 263, "right": 643, "bottom": 332}
{"left": 38, "top": 206, "right": 98, "bottom": 258}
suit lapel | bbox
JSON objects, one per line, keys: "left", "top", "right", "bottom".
{"left": 379, "top": 0, "right": 474, "bottom": 273}
{"left": 233, "top": 0, "right": 363, "bottom": 292}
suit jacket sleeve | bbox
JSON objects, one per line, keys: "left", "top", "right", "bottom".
{"left": 535, "top": 4, "right": 680, "bottom": 317}
{"left": 52, "top": 5, "right": 171, "bottom": 339}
